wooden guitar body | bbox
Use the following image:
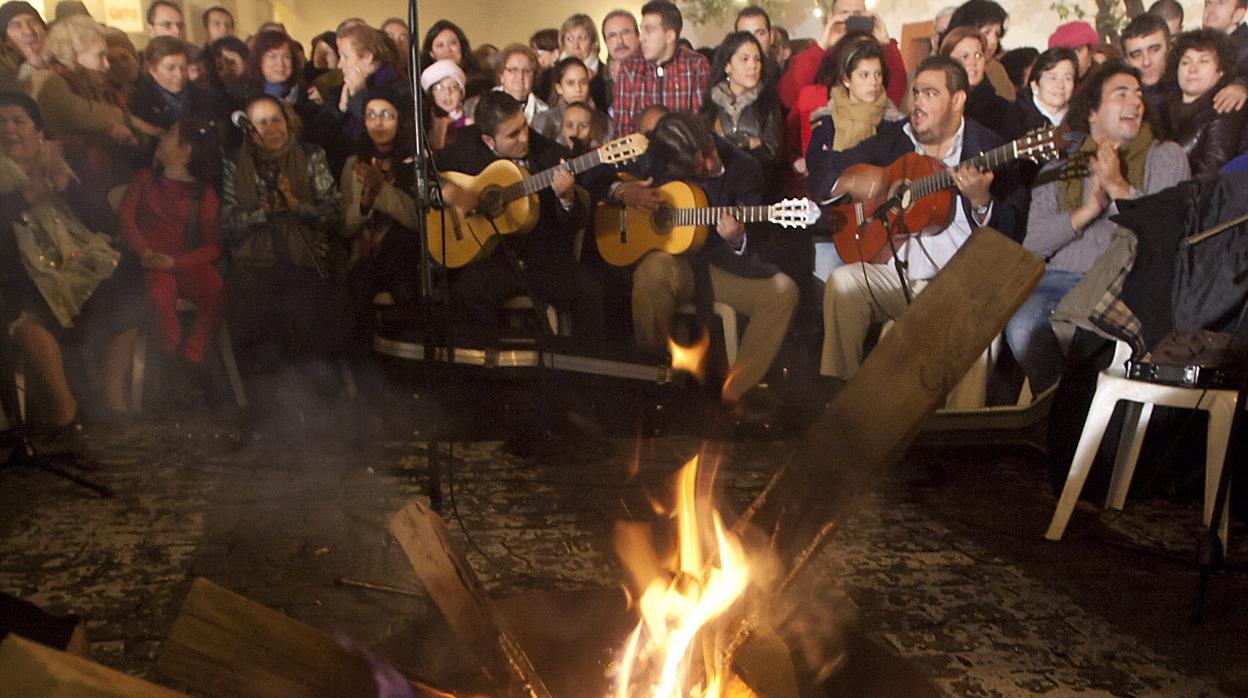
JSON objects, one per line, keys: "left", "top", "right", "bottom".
{"left": 830, "top": 152, "right": 955, "bottom": 264}
{"left": 426, "top": 159, "right": 541, "bottom": 268}
{"left": 594, "top": 180, "right": 710, "bottom": 267}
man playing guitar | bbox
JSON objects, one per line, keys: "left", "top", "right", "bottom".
{"left": 810, "top": 55, "right": 1026, "bottom": 385}
{"left": 612, "top": 112, "right": 799, "bottom": 409}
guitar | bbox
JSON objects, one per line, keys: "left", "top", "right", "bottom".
{"left": 593, "top": 180, "right": 820, "bottom": 267}
{"left": 827, "top": 127, "right": 1060, "bottom": 264}
{"left": 427, "top": 133, "right": 648, "bottom": 268}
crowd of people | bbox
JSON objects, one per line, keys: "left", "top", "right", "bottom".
{"left": 4, "top": 0, "right": 1248, "bottom": 440}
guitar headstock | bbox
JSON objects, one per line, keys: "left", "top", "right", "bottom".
{"left": 599, "top": 133, "right": 649, "bottom": 166}
{"left": 769, "top": 198, "right": 820, "bottom": 229}
{"left": 1015, "top": 126, "right": 1061, "bottom": 163}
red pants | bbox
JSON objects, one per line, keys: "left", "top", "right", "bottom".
{"left": 143, "top": 265, "right": 224, "bottom": 364}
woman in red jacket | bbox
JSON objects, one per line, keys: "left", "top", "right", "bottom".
{"left": 119, "top": 117, "right": 224, "bottom": 365}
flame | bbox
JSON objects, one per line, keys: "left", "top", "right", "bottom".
{"left": 610, "top": 456, "right": 755, "bottom": 698}
{"left": 668, "top": 330, "right": 710, "bottom": 382}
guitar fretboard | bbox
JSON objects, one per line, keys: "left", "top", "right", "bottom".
{"left": 669, "top": 205, "right": 774, "bottom": 227}
{"left": 499, "top": 149, "right": 603, "bottom": 201}
{"left": 908, "top": 141, "right": 1019, "bottom": 200}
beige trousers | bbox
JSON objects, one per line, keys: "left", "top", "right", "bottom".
{"left": 820, "top": 262, "right": 927, "bottom": 380}
{"left": 632, "top": 251, "right": 798, "bottom": 401}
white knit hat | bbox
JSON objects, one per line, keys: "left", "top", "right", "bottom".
{"left": 420, "top": 59, "right": 466, "bottom": 93}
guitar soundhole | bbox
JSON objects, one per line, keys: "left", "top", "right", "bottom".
{"left": 477, "top": 185, "right": 505, "bottom": 218}
{"left": 651, "top": 206, "right": 672, "bottom": 233}
{"left": 827, "top": 208, "right": 847, "bottom": 231}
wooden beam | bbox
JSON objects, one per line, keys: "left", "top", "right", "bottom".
{"left": 0, "top": 633, "right": 187, "bottom": 697}
{"left": 156, "top": 577, "right": 449, "bottom": 698}
{"left": 388, "top": 500, "right": 553, "bottom": 698}
{"left": 738, "top": 227, "right": 1044, "bottom": 587}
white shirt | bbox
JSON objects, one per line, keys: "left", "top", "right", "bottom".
{"left": 492, "top": 86, "right": 549, "bottom": 124}
{"left": 898, "top": 118, "right": 990, "bottom": 280}
{"left": 1032, "top": 94, "right": 1066, "bottom": 126}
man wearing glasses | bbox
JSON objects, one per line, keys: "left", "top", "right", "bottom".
{"left": 146, "top": 1, "right": 185, "bottom": 40}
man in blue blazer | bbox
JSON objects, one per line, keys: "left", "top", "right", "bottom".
{"left": 809, "top": 55, "right": 1027, "bottom": 384}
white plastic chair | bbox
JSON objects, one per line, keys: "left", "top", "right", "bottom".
{"left": 1045, "top": 341, "right": 1239, "bottom": 546}
{"left": 677, "top": 302, "right": 739, "bottom": 367}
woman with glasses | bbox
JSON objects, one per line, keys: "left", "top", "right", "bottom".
{"left": 340, "top": 88, "right": 420, "bottom": 347}
{"left": 465, "top": 44, "right": 548, "bottom": 126}
{"left": 940, "top": 26, "right": 1021, "bottom": 140}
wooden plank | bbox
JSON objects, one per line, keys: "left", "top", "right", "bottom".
{"left": 388, "top": 500, "right": 553, "bottom": 698}
{"left": 0, "top": 633, "right": 187, "bottom": 698}
{"left": 156, "top": 577, "right": 448, "bottom": 698}
{"left": 738, "top": 227, "right": 1044, "bottom": 577}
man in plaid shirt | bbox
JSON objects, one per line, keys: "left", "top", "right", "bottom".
{"left": 611, "top": 1, "right": 709, "bottom": 136}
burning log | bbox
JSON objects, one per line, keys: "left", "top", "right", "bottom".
{"left": 157, "top": 577, "right": 451, "bottom": 698}
{"left": 0, "top": 634, "right": 188, "bottom": 697}
{"left": 388, "top": 501, "right": 553, "bottom": 698}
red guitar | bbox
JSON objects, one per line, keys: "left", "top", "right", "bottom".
{"left": 827, "top": 127, "right": 1059, "bottom": 263}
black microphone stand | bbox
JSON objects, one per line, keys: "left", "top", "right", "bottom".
{"left": 865, "top": 193, "right": 912, "bottom": 304}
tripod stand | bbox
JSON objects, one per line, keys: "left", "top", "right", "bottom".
{"left": 0, "top": 342, "right": 112, "bottom": 497}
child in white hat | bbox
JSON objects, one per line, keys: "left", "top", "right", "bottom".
{"left": 420, "top": 59, "right": 470, "bottom": 149}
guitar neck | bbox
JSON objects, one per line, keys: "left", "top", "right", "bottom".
{"left": 909, "top": 140, "right": 1019, "bottom": 200}
{"left": 669, "top": 205, "right": 774, "bottom": 227}
{"left": 500, "top": 149, "right": 602, "bottom": 201}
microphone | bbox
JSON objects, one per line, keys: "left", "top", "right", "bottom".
{"left": 231, "top": 110, "right": 257, "bottom": 134}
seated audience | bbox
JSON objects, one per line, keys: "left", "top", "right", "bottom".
{"left": 118, "top": 117, "right": 223, "bottom": 366}
{"left": 1006, "top": 63, "right": 1190, "bottom": 393}
{"left": 467, "top": 43, "right": 547, "bottom": 126}
{"left": 0, "top": 1, "right": 45, "bottom": 88}
{"left": 340, "top": 88, "right": 420, "bottom": 342}
{"left": 233, "top": 30, "right": 320, "bottom": 120}
{"left": 0, "top": 91, "right": 143, "bottom": 424}
{"left": 940, "top": 25, "right": 1023, "bottom": 139}
{"left": 944, "top": 0, "right": 1015, "bottom": 99}
{"left": 131, "top": 36, "right": 226, "bottom": 133}
{"left": 700, "top": 31, "right": 781, "bottom": 166}
{"left": 421, "top": 59, "right": 469, "bottom": 151}
{"left": 220, "top": 95, "right": 345, "bottom": 369}
{"left": 1157, "top": 28, "right": 1247, "bottom": 175}
{"left": 1018, "top": 47, "right": 1078, "bottom": 129}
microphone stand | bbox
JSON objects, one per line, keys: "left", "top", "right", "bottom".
{"left": 865, "top": 194, "right": 912, "bottom": 305}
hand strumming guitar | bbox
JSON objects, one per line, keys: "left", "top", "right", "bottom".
{"left": 717, "top": 213, "right": 745, "bottom": 249}
{"left": 615, "top": 177, "right": 662, "bottom": 213}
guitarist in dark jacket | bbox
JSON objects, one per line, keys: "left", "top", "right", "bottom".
{"left": 810, "top": 55, "right": 1027, "bottom": 383}
{"left": 437, "top": 91, "right": 604, "bottom": 342}
{"left": 613, "top": 112, "right": 799, "bottom": 406}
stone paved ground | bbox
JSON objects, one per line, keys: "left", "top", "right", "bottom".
{"left": 2, "top": 397, "right": 1247, "bottom": 697}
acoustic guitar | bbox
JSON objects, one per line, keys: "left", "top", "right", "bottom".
{"left": 427, "top": 133, "right": 648, "bottom": 268}
{"left": 593, "top": 180, "right": 820, "bottom": 267}
{"left": 827, "top": 127, "right": 1060, "bottom": 264}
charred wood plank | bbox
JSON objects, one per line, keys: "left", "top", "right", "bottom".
{"left": 388, "top": 500, "right": 553, "bottom": 698}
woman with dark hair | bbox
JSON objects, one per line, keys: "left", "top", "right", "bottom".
{"left": 232, "top": 30, "right": 319, "bottom": 123}
{"left": 304, "top": 31, "right": 337, "bottom": 84}
{"left": 943, "top": 0, "right": 1015, "bottom": 100}
{"left": 699, "top": 31, "right": 781, "bottom": 166}
{"left": 1157, "top": 28, "right": 1247, "bottom": 176}
{"left": 340, "top": 88, "right": 420, "bottom": 344}
{"left": 205, "top": 36, "right": 248, "bottom": 92}
{"left": 798, "top": 34, "right": 902, "bottom": 176}
{"left": 420, "top": 19, "right": 489, "bottom": 97}
{"left": 0, "top": 91, "right": 144, "bottom": 426}
{"left": 118, "top": 117, "right": 224, "bottom": 366}
{"left": 531, "top": 57, "right": 606, "bottom": 142}
{"left": 1018, "top": 47, "right": 1078, "bottom": 130}
{"left": 940, "top": 26, "right": 1022, "bottom": 139}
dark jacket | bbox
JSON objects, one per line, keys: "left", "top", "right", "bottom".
{"left": 965, "top": 79, "right": 1024, "bottom": 142}
{"left": 435, "top": 125, "right": 588, "bottom": 261}
{"left": 701, "top": 82, "right": 782, "bottom": 166}
{"left": 129, "top": 74, "right": 227, "bottom": 131}
{"left": 807, "top": 117, "right": 1026, "bottom": 242}
{"left": 1157, "top": 86, "right": 1248, "bottom": 178}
